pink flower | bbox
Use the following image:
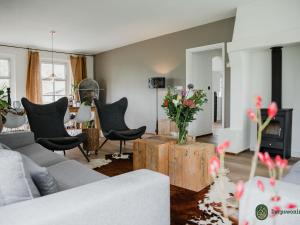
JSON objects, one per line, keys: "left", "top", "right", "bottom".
{"left": 256, "top": 96, "right": 262, "bottom": 109}
{"left": 271, "top": 195, "right": 281, "bottom": 202}
{"left": 275, "top": 155, "right": 282, "bottom": 167}
{"left": 163, "top": 99, "right": 169, "bottom": 107}
{"left": 222, "top": 140, "right": 230, "bottom": 149}
{"left": 209, "top": 156, "right": 220, "bottom": 176}
{"left": 258, "top": 152, "right": 265, "bottom": 162}
{"left": 286, "top": 203, "right": 297, "bottom": 209}
{"left": 257, "top": 180, "right": 265, "bottom": 192}
{"left": 266, "top": 158, "right": 275, "bottom": 169}
{"left": 268, "top": 102, "right": 278, "bottom": 118}
{"left": 183, "top": 99, "right": 196, "bottom": 108}
{"left": 247, "top": 109, "right": 257, "bottom": 122}
{"left": 242, "top": 220, "right": 249, "bottom": 225}
{"left": 235, "top": 180, "right": 244, "bottom": 201}
{"left": 272, "top": 206, "right": 281, "bottom": 216}
{"left": 273, "top": 206, "right": 281, "bottom": 212}
{"left": 275, "top": 155, "right": 288, "bottom": 169}
{"left": 258, "top": 152, "right": 275, "bottom": 169}
{"left": 216, "top": 145, "right": 224, "bottom": 154}
{"left": 270, "top": 177, "right": 276, "bottom": 187}
{"left": 216, "top": 140, "right": 230, "bottom": 154}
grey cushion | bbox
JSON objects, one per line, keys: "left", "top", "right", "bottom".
{"left": 22, "top": 157, "right": 41, "bottom": 198}
{"left": 0, "top": 132, "right": 35, "bottom": 149}
{"left": 0, "top": 145, "right": 41, "bottom": 198}
{"left": 22, "top": 155, "right": 58, "bottom": 196}
{"left": 48, "top": 160, "right": 108, "bottom": 191}
{"left": 14, "top": 143, "right": 66, "bottom": 167}
{"left": 0, "top": 150, "right": 33, "bottom": 206}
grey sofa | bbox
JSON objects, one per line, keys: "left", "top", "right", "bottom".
{"left": 0, "top": 132, "right": 170, "bottom": 225}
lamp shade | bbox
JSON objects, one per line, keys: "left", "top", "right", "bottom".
{"left": 148, "top": 77, "right": 165, "bottom": 89}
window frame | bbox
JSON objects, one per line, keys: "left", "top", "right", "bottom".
{"left": 0, "top": 55, "right": 16, "bottom": 101}
{"left": 40, "top": 60, "right": 71, "bottom": 103}
{"left": 0, "top": 57, "right": 11, "bottom": 86}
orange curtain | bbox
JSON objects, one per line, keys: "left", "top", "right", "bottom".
{"left": 70, "top": 55, "right": 87, "bottom": 85}
{"left": 26, "top": 51, "right": 41, "bottom": 104}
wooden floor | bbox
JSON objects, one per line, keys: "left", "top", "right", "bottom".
{"left": 65, "top": 134, "right": 299, "bottom": 182}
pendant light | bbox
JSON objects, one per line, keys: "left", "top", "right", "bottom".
{"left": 46, "top": 30, "right": 57, "bottom": 81}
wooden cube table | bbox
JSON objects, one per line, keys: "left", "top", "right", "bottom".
{"left": 169, "top": 142, "right": 215, "bottom": 192}
{"left": 82, "top": 128, "right": 100, "bottom": 154}
{"left": 133, "top": 136, "right": 176, "bottom": 175}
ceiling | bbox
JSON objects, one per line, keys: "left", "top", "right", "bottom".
{"left": 0, "top": 0, "right": 251, "bottom": 54}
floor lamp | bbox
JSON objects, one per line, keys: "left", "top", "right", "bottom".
{"left": 148, "top": 77, "right": 166, "bottom": 135}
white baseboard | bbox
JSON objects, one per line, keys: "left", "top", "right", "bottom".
{"left": 291, "top": 151, "right": 300, "bottom": 158}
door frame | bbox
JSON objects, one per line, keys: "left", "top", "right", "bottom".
{"left": 186, "top": 42, "right": 226, "bottom": 129}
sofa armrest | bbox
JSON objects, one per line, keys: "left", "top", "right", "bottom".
{"left": 0, "top": 131, "right": 35, "bottom": 149}
{"left": 239, "top": 176, "right": 300, "bottom": 225}
{"left": 0, "top": 169, "right": 170, "bottom": 225}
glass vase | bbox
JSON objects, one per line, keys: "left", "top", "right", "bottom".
{"left": 177, "top": 123, "right": 188, "bottom": 145}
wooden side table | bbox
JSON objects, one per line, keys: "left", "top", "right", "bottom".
{"left": 133, "top": 136, "right": 176, "bottom": 175}
{"left": 82, "top": 128, "right": 100, "bottom": 154}
{"left": 169, "top": 142, "right": 215, "bottom": 192}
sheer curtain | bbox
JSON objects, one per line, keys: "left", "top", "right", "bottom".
{"left": 26, "top": 51, "right": 41, "bottom": 103}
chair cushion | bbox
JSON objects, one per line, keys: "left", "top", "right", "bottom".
{"left": 105, "top": 126, "right": 146, "bottom": 140}
{"left": 0, "top": 150, "right": 33, "bottom": 206}
{"left": 22, "top": 154, "right": 58, "bottom": 196}
{"left": 36, "top": 133, "right": 87, "bottom": 151}
{"left": 48, "top": 160, "right": 108, "bottom": 191}
{"left": 14, "top": 143, "right": 66, "bottom": 167}
{"left": 37, "top": 137, "right": 80, "bottom": 145}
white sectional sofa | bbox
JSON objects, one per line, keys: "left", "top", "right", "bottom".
{"left": 0, "top": 132, "right": 170, "bottom": 225}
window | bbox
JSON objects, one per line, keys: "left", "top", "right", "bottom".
{"left": 41, "top": 62, "right": 69, "bottom": 104}
{"left": 0, "top": 58, "right": 11, "bottom": 89}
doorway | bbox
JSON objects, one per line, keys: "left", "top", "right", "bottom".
{"left": 186, "top": 43, "right": 225, "bottom": 137}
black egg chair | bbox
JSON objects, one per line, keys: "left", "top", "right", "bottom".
{"left": 21, "top": 97, "right": 90, "bottom": 162}
{"left": 94, "top": 97, "right": 146, "bottom": 155}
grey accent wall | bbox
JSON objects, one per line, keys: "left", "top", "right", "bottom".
{"left": 94, "top": 17, "right": 234, "bottom": 133}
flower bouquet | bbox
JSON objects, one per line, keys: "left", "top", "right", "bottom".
{"left": 161, "top": 84, "right": 207, "bottom": 144}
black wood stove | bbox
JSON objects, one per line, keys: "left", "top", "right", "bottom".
{"left": 260, "top": 47, "right": 293, "bottom": 159}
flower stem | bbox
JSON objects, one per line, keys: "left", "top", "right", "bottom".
{"left": 249, "top": 114, "right": 272, "bottom": 180}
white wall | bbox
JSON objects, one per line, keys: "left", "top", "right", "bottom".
{"left": 0, "top": 46, "right": 94, "bottom": 102}
{"left": 282, "top": 45, "right": 300, "bottom": 157}
{"left": 248, "top": 49, "right": 272, "bottom": 151}
{"left": 186, "top": 49, "right": 222, "bottom": 136}
{"left": 229, "top": 0, "right": 300, "bottom": 52}
{"left": 223, "top": 0, "right": 300, "bottom": 154}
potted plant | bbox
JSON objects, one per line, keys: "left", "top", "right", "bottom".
{"left": 161, "top": 84, "right": 207, "bottom": 144}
